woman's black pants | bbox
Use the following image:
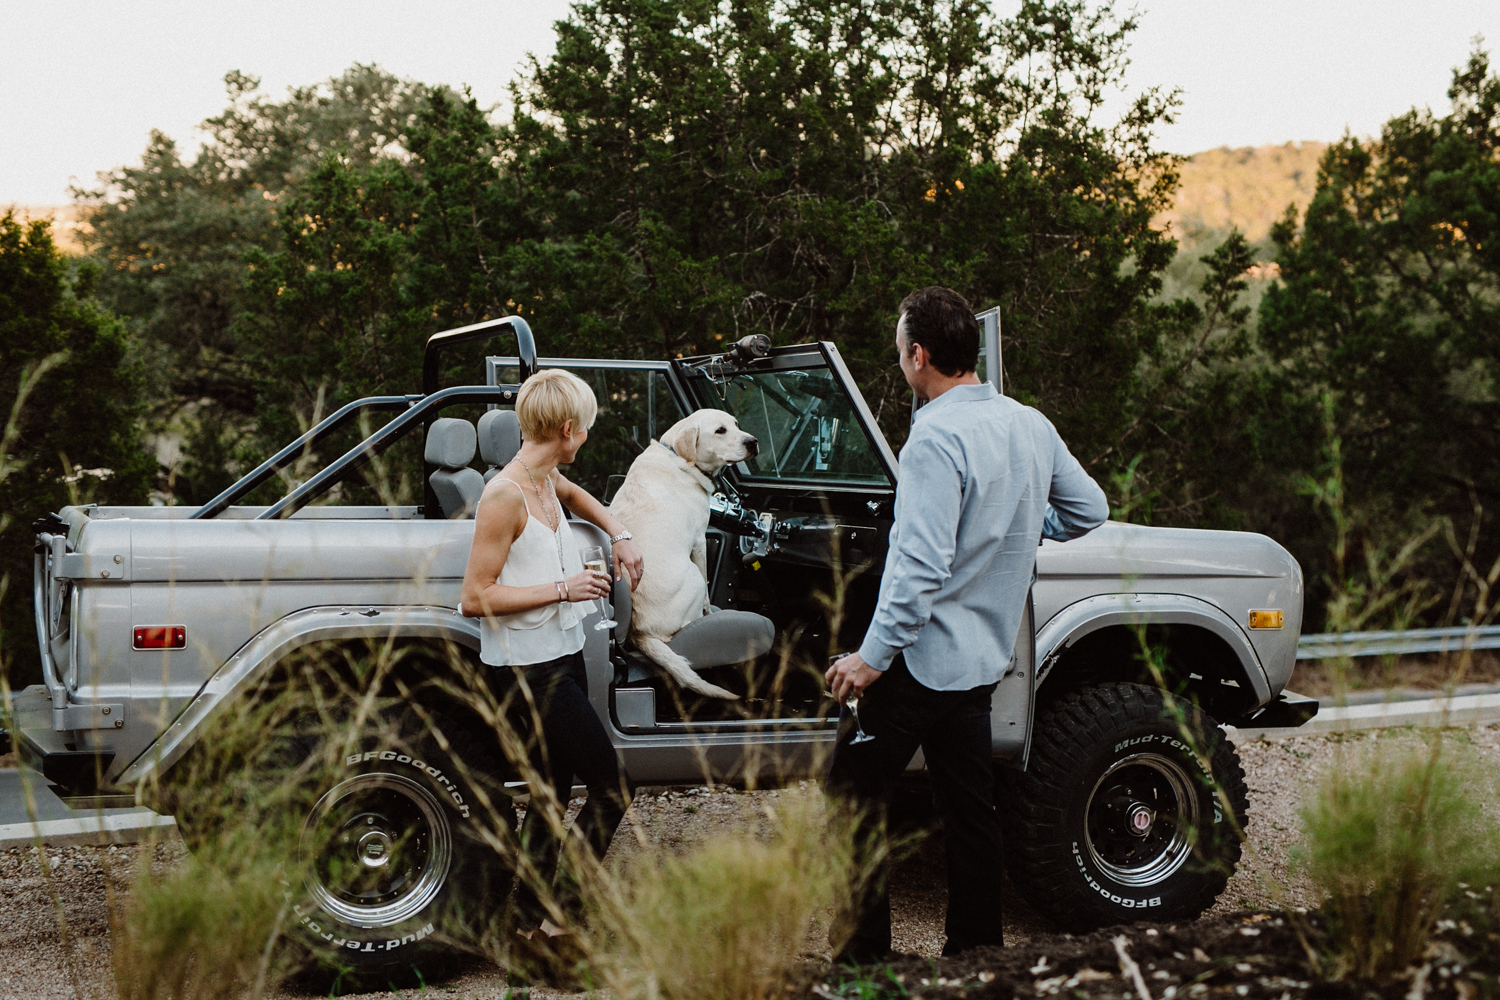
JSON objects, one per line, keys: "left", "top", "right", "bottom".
{"left": 492, "top": 650, "right": 633, "bottom": 928}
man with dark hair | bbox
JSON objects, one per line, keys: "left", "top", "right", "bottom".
{"left": 826, "top": 285, "right": 1108, "bottom": 961}
{"left": 892, "top": 286, "right": 982, "bottom": 376}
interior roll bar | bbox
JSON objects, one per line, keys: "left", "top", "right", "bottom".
{"left": 194, "top": 316, "right": 537, "bottom": 519}
{"left": 192, "top": 396, "right": 413, "bottom": 519}
{"left": 421, "top": 316, "right": 536, "bottom": 514}
{"left": 258, "top": 386, "right": 514, "bottom": 520}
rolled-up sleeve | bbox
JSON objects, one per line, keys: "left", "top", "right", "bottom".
{"left": 1040, "top": 418, "right": 1109, "bottom": 541}
{"left": 857, "top": 431, "right": 962, "bottom": 672}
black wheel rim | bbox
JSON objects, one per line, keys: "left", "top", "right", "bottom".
{"left": 301, "top": 772, "right": 453, "bottom": 929}
{"left": 1083, "top": 752, "right": 1199, "bottom": 888}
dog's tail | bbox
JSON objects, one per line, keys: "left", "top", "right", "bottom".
{"left": 635, "top": 637, "right": 740, "bottom": 700}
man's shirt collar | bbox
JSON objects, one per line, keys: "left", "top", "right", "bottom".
{"left": 913, "top": 381, "right": 998, "bottom": 424}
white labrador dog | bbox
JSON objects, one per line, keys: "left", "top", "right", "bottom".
{"left": 609, "top": 409, "right": 759, "bottom": 699}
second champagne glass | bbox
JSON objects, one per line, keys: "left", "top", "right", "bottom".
{"left": 582, "top": 545, "right": 617, "bottom": 631}
{"left": 828, "top": 654, "right": 875, "bottom": 744}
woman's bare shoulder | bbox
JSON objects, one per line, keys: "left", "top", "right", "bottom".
{"left": 476, "top": 476, "right": 528, "bottom": 532}
{"left": 482, "top": 473, "right": 527, "bottom": 500}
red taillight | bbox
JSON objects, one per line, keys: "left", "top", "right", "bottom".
{"left": 134, "top": 626, "right": 186, "bottom": 650}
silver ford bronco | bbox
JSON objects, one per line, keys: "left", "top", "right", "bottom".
{"left": 15, "top": 316, "right": 1313, "bottom": 976}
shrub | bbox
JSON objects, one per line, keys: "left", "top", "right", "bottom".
{"left": 110, "top": 837, "right": 297, "bottom": 1000}
{"left": 587, "top": 792, "right": 864, "bottom": 1000}
{"left": 1297, "top": 735, "right": 1500, "bottom": 979}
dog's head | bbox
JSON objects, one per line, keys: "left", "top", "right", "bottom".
{"left": 664, "top": 409, "right": 759, "bottom": 475}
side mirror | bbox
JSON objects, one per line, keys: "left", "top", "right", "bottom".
{"left": 724, "top": 334, "right": 772, "bottom": 365}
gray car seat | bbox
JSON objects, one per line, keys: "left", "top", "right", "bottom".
{"left": 611, "top": 576, "right": 775, "bottom": 684}
{"left": 478, "top": 409, "right": 521, "bottom": 482}
{"left": 426, "top": 418, "right": 484, "bottom": 519}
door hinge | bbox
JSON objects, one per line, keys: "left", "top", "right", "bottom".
{"left": 54, "top": 702, "right": 126, "bottom": 731}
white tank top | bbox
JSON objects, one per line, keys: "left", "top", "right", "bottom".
{"left": 477, "top": 480, "right": 588, "bottom": 666}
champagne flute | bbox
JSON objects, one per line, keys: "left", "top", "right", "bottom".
{"left": 828, "top": 654, "right": 875, "bottom": 744}
{"left": 582, "top": 545, "right": 617, "bottom": 630}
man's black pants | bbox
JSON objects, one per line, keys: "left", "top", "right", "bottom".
{"left": 825, "top": 656, "right": 1004, "bottom": 960}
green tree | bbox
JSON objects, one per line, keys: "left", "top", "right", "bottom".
{"left": 0, "top": 212, "right": 153, "bottom": 688}
{"left": 75, "top": 65, "right": 435, "bottom": 503}
{"left": 83, "top": 1, "right": 1244, "bottom": 534}
{"left": 492, "top": 0, "right": 1187, "bottom": 459}
{"left": 1258, "top": 44, "right": 1500, "bottom": 621}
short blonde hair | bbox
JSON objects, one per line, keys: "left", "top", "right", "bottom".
{"left": 516, "top": 368, "right": 598, "bottom": 440}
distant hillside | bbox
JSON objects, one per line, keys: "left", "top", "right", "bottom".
{"left": 1160, "top": 141, "right": 1327, "bottom": 244}
{"left": 1155, "top": 142, "right": 1328, "bottom": 306}
{"left": 4, "top": 204, "right": 86, "bottom": 254}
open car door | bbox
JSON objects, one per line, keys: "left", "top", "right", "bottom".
{"left": 678, "top": 332, "right": 1032, "bottom": 761}
{"left": 673, "top": 342, "right": 898, "bottom": 493}
{"left": 672, "top": 338, "right": 1034, "bottom": 765}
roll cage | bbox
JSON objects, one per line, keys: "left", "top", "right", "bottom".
{"left": 195, "top": 316, "right": 927, "bottom": 520}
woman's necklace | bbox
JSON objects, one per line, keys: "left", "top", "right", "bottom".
{"left": 516, "top": 457, "right": 569, "bottom": 593}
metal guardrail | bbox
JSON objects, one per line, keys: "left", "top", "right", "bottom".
{"left": 1297, "top": 625, "right": 1500, "bottom": 660}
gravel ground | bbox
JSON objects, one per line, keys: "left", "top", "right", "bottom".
{"left": 5, "top": 724, "right": 1500, "bottom": 1000}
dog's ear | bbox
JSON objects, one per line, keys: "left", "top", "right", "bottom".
{"left": 672, "top": 423, "right": 701, "bottom": 461}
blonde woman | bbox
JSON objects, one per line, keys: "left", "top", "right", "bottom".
{"left": 460, "top": 369, "right": 642, "bottom": 965}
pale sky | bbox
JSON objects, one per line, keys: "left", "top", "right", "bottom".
{"left": 4, "top": 0, "right": 1498, "bottom": 206}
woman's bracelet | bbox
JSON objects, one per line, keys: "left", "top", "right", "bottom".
{"left": 609, "top": 530, "right": 632, "bottom": 545}
{"left": 555, "top": 581, "right": 566, "bottom": 603}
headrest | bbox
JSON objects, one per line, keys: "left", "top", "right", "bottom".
{"left": 424, "top": 418, "right": 477, "bottom": 469}
{"left": 478, "top": 408, "right": 522, "bottom": 468}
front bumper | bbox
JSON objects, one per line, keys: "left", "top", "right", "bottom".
{"left": 1229, "top": 690, "right": 1320, "bottom": 729}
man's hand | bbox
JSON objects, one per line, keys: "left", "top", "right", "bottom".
{"left": 826, "top": 652, "right": 883, "bottom": 702}
{"left": 612, "top": 539, "right": 645, "bottom": 590}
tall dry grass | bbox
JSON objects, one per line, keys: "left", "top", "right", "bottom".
{"left": 25, "top": 423, "right": 882, "bottom": 998}
{"left": 1296, "top": 734, "right": 1500, "bottom": 979}
{"left": 105, "top": 620, "right": 868, "bottom": 998}
{"left": 111, "top": 647, "right": 382, "bottom": 999}
{"left": 585, "top": 793, "right": 865, "bottom": 1000}
{"left": 110, "top": 843, "right": 296, "bottom": 1000}
{"left": 1291, "top": 411, "right": 1500, "bottom": 979}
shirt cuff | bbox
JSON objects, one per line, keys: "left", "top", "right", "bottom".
{"left": 857, "top": 636, "right": 898, "bottom": 673}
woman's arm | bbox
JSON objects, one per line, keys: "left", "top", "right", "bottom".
{"left": 553, "top": 471, "right": 645, "bottom": 588}
{"left": 460, "top": 484, "right": 609, "bottom": 617}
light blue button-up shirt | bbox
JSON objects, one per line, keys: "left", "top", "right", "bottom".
{"left": 857, "top": 383, "right": 1109, "bottom": 691}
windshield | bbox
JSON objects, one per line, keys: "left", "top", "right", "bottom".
{"left": 685, "top": 365, "right": 889, "bottom": 485}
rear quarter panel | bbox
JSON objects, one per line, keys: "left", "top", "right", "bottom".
{"left": 73, "top": 516, "right": 476, "bottom": 765}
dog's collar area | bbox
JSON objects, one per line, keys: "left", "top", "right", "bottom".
{"left": 659, "top": 438, "right": 724, "bottom": 481}
{"left": 660, "top": 440, "right": 693, "bottom": 464}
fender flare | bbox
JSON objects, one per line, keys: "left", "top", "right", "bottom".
{"left": 118, "top": 605, "right": 480, "bottom": 786}
{"left": 1034, "top": 593, "right": 1271, "bottom": 708}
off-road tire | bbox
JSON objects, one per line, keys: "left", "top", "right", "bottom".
{"left": 286, "top": 717, "right": 513, "bottom": 989}
{"left": 1006, "top": 682, "right": 1248, "bottom": 931}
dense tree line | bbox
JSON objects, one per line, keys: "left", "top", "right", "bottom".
{"left": 4, "top": 0, "right": 1497, "bottom": 687}
{"left": 0, "top": 214, "right": 154, "bottom": 684}
{"left": 1258, "top": 48, "right": 1500, "bottom": 629}
{"left": 80, "top": 0, "right": 1219, "bottom": 504}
